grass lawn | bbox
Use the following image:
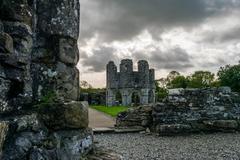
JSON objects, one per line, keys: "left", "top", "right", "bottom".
{"left": 91, "top": 105, "right": 128, "bottom": 117}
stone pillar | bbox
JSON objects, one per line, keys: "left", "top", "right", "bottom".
{"left": 106, "top": 89, "right": 116, "bottom": 106}
{"left": 138, "top": 60, "right": 150, "bottom": 88}
{"left": 120, "top": 59, "right": 133, "bottom": 88}
{"left": 140, "top": 89, "right": 149, "bottom": 105}
{"left": 106, "top": 61, "right": 118, "bottom": 89}
{"left": 0, "top": 0, "right": 33, "bottom": 113}
{"left": 31, "top": 0, "right": 80, "bottom": 101}
{"left": 0, "top": 0, "right": 94, "bottom": 159}
{"left": 122, "top": 89, "right": 131, "bottom": 106}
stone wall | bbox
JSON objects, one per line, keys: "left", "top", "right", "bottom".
{"left": 116, "top": 87, "right": 240, "bottom": 135}
{"left": 0, "top": 0, "right": 93, "bottom": 159}
{"left": 106, "top": 59, "right": 156, "bottom": 106}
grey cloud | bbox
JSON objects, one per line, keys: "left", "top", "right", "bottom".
{"left": 81, "top": 46, "right": 119, "bottom": 72}
{"left": 202, "top": 25, "right": 240, "bottom": 43}
{"left": 81, "top": 0, "right": 240, "bottom": 43}
{"left": 134, "top": 47, "right": 193, "bottom": 71}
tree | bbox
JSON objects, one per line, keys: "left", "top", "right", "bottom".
{"left": 168, "top": 76, "right": 189, "bottom": 89}
{"left": 156, "top": 78, "right": 168, "bottom": 88}
{"left": 155, "top": 81, "right": 168, "bottom": 101}
{"left": 80, "top": 81, "right": 92, "bottom": 89}
{"left": 188, "top": 71, "right": 215, "bottom": 88}
{"left": 166, "top": 71, "right": 180, "bottom": 83}
{"left": 218, "top": 63, "right": 240, "bottom": 92}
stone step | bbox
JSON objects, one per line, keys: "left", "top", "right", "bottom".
{"left": 93, "top": 127, "right": 146, "bottom": 134}
{"left": 93, "top": 127, "right": 115, "bottom": 134}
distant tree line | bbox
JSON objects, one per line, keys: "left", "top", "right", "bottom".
{"left": 155, "top": 62, "right": 240, "bottom": 101}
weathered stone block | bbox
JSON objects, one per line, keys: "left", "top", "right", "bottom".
{"left": 0, "top": 33, "right": 13, "bottom": 53}
{"left": 0, "top": 122, "right": 9, "bottom": 153}
{"left": 0, "top": 0, "right": 32, "bottom": 25}
{"left": 37, "top": 0, "right": 80, "bottom": 39}
{"left": 32, "top": 62, "right": 79, "bottom": 101}
{"left": 203, "top": 120, "right": 238, "bottom": 129}
{"left": 28, "top": 129, "right": 93, "bottom": 160}
{"left": 55, "top": 62, "right": 79, "bottom": 100}
{"left": 0, "top": 77, "right": 11, "bottom": 113}
{"left": 3, "top": 21, "right": 32, "bottom": 58}
{"left": 59, "top": 38, "right": 79, "bottom": 65}
{"left": 168, "top": 88, "right": 184, "bottom": 96}
{"left": 38, "top": 101, "right": 89, "bottom": 130}
{"left": 156, "top": 124, "right": 192, "bottom": 134}
{"left": 14, "top": 114, "right": 43, "bottom": 132}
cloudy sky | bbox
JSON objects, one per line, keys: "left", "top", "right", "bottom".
{"left": 78, "top": 0, "right": 240, "bottom": 88}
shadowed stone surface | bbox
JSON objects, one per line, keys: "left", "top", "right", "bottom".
{"left": 0, "top": 0, "right": 94, "bottom": 159}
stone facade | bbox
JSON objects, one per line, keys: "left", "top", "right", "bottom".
{"left": 116, "top": 87, "right": 240, "bottom": 134}
{"left": 106, "top": 59, "right": 155, "bottom": 106}
{"left": 0, "top": 0, "right": 93, "bottom": 159}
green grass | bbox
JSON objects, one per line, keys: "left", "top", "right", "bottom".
{"left": 91, "top": 105, "right": 128, "bottom": 117}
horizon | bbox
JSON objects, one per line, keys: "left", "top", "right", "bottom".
{"left": 77, "top": 0, "right": 240, "bottom": 88}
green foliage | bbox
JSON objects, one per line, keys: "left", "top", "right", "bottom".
{"left": 91, "top": 105, "right": 128, "bottom": 117}
{"left": 167, "top": 76, "right": 189, "bottom": 89}
{"left": 167, "top": 71, "right": 180, "bottom": 82}
{"left": 80, "top": 80, "right": 93, "bottom": 89}
{"left": 81, "top": 87, "right": 106, "bottom": 94}
{"left": 218, "top": 64, "right": 240, "bottom": 92}
{"left": 157, "top": 70, "right": 218, "bottom": 95}
{"left": 187, "top": 71, "right": 215, "bottom": 88}
{"left": 40, "top": 91, "right": 57, "bottom": 104}
{"left": 155, "top": 81, "right": 168, "bottom": 101}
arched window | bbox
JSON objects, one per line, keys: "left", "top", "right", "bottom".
{"left": 131, "top": 92, "right": 140, "bottom": 106}
{"left": 148, "top": 90, "right": 154, "bottom": 103}
{"left": 115, "top": 91, "right": 122, "bottom": 105}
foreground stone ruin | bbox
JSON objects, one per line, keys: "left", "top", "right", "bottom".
{"left": 0, "top": 0, "right": 93, "bottom": 159}
{"left": 117, "top": 87, "right": 240, "bottom": 134}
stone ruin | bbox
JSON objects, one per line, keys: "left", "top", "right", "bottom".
{"left": 106, "top": 59, "right": 156, "bottom": 106}
{"left": 116, "top": 87, "right": 240, "bottom": 134}
{"left": 0, "top": 0, "right": 94, "bottom": 159}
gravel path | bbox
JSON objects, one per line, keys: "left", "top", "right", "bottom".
{"left": 95, "top": 133, "right": 240, "bottom": 160}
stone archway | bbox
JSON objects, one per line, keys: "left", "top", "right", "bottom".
{"left": 115, "top": 90, "right": 122, "bottom": 106}
{"left": 148, "top": 90, "right": 155, "bottom": 103}
{"left": 131, "top": 91, "right": 140, "bottom": 106}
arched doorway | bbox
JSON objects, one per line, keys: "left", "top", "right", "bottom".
{"left": 148, "top": 90, "right": 154, "bottom": 103}
{"left": 115, "top": 91, "right": 122, "bottom": 106}
{"left": 131, "top": 92, "right": 140, "bottom": 106}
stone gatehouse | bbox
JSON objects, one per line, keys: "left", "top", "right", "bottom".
{"left": 106, "top": 59, "right": 155, "bottom": 106}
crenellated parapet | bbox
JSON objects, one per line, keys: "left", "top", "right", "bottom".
{"left": 107, "top": 61, "right": 118, "bottom": 89}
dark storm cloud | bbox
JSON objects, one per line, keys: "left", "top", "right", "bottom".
{"left": 134, "top": 47, "right": 193, "bottom": 70}
{"left": 81, "top": 46, "right": 119, "bottom": 72}
{"left": 80, "top": 0, "right": 240, "bottom": 42}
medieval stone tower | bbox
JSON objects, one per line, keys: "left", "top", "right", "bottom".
{"left": 106, "top": 59, "right": 155, "bottom": 106}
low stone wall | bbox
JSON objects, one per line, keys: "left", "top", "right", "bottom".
{"left": 116, "top": 87, "right": 240, "bottom": 135}
{"left": 116, "top": 105, "right": 153, "bottom": 128}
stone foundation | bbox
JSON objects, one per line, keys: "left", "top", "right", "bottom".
{"left": 116, "top": 87, "right": 240, "bottom": 135}
{"left": 0, "top": 102, "right": 94, "bottom": 160}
